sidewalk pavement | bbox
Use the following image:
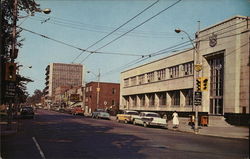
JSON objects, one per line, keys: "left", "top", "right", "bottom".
{"left": 0, "top": 121, "right": 19, "bottom": 136}
{"left": 110, "top": 116, "right": 249, "bottom": 139}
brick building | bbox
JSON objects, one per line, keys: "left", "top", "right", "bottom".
{"left": 85, "top": 82, "right": 120, "bottom": 114}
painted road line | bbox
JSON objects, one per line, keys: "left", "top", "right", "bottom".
{"left": 32, "top": 137, "right": 46, "bottom": 159}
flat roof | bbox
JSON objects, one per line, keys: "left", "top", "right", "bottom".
{"left": 121, "top": 48, "right": 193, "bottom": 73}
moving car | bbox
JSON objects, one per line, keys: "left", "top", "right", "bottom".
{"left": 116, "top": 110, "right": 139, "bottom": 124}
{"left": 20, "top": 106, "right": 34, "bottom": 119}
{"left": 133, "top": 112, "right": 167, "bottom": 128}
{"left": 92, "top": 109, "right": 110, "bottom": 120}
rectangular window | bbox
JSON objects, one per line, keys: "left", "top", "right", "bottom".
{"left": 157, "top": 69, "right": 166, "bottom": 80}
{"left": 147, "top": 72, "right": 154, "bottom": 83}
{"left": 157, "top": 92, "right": 167, "bottom": 106}
{"left": 112, "top": 100, "right": 115, "bottom": 105}
{"left": 139, "top": 94, "right": 145, "bottom": 107}
{"left": 169, "top": 65, "right": 179, "bottom": 78}
{"left": 138, "top": 74, "right": 145, "bottom": 84}
{"left": 131, "top": 95, "right": 136, "bottom": 107}
{"left": 131, "top": 76, "right": 137, "bottom": 86}
{"left": 124, "top": 78, "right": 129, "bottom": 87}
{"left": 112, "top": 88, "right": 116, "bottom": 94}
{"left": 123, "top": 96, "right": 129, "bottom": 108}
{"left": 147, "top": 93, "right": 155, "bottom": 106}
{"left": 183, "top": 62, "right": 194, "bottom": 76}
{"left": 183, "top": 89, "right": 193, "bottom": 106}
{"left": 169, "top": 91, "right": 180, "bottom": 106}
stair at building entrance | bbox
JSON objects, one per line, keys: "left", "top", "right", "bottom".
{"left": 208, "top": 115, "right": 233, "bottom": 127}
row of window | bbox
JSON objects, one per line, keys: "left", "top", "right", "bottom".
{"left": 86, "top": 86, "right": 117, "bottom": 94}
{"left": 122, "top": 89, "right": 193, "bottom": 108}
{"left": 124, "top": 62, "right": 193, "bottom": 87}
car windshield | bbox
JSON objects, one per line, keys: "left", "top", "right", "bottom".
{"left": 146, "top": 113, "right": 160, "bottom": 117}
{"left": 96, "top": 109, "right": 105, "bottom": 112}
{"left": 127, "top": 112, "right": 139, "bottom": 115}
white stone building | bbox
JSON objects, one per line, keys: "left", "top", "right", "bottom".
{"left": 120, "top": 16, "right": 249, "bottom": 117}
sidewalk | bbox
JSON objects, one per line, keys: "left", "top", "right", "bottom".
{"left": 167, "top": 117, "right": 249, "bottom": 139}
{"left": 110, "top": 116, "right": 249, "bottom": 139}
{"left": 0, "top": 121, "right": 19, "bottom": 136}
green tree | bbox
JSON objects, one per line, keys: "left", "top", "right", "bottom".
{"left": 26, "top": 89, "right": 43, "bottom": 105}
{"left": 1, "top": 0, "right": 40, "bottom": 104}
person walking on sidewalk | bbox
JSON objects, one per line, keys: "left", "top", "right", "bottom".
{"left": 172, "top": 111, "right": 179, "bottom": 129}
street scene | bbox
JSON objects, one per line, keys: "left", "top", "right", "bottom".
{"left": 1, "top": 109, "right": 249, "bottom": 159}
{"left": 0, "top": 0, "right": 249, "bottom": 159}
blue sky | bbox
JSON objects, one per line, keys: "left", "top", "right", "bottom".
{"left": 17, "top": 0, "right": 250, "bottom": 95}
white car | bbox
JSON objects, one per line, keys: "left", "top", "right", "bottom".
{"left": 133, "top": 112, "right": 167, "bottom": 128}
{"left": 92, "top": 109, "right": 110, "bottom": 120}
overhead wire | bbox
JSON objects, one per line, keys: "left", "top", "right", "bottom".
{"left": 80, "top": 0, "right": 182, "bottom": 63}
{"left": 101, "top": 23, "right": 249, "bottom": 78}
{"left": 19, "top": 27, "right": 146, "bottom": 57}
{"left": 71, "top": 0, "right": 160, "bottom": 63}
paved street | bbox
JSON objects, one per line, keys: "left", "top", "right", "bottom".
{"left": 1, "top": 109, "right": 249, "bottom": 159}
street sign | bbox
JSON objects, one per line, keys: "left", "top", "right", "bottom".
{"left": 4, "top": 81, "right": 16, "bottom": 99}
{"left": 194, "top": 91, "right": 202, "bottom": 106}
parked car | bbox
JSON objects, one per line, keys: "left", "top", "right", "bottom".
{"left": 92, "top": 109, "right": 110, "bottom": 120}
{"left": 116, "top": 110, "right": 139, "bottom": 124}
{"left": 71, "top": 106, "right": 84, "bottom": 115}
{"left": 20, "top": 106, "right": 34, "bottom": 119}
{"left": 133, "top": 112, "right": 167, "bottom": 128}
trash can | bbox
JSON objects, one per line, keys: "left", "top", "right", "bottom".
{"left": 200, "top": 116, "right": 208, "bottom": 126}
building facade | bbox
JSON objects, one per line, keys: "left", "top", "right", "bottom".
{"left": 120, "top": 16, "right": 249, "bottom": 117}
{"left": 44, "top": 63, "right": 84, "bottom": 106}
{"left": 85, "top": 82, "right": 120, "bottom": 114}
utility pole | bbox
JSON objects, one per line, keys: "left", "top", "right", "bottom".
{"left": 96, "top": 69, "right": 100, "bottom": 109}
{"left": 194, "top": 21, "right": 201, "bottom": 134}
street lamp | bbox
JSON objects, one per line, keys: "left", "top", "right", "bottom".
{"left": 87, "top": 69, "right": 101, "bottom": 110}
{"left": 175, "top": 28, "right": 200, "bottom": 134}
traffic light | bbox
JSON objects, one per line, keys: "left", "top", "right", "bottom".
{"left": 196, "top": 77, "right": 202, "bottom": 91}
{"left": 202, "top": 78, "right": 208, "bottom": 91}
{"left": 5, "top": 63, "right": 17, "bottom": 81}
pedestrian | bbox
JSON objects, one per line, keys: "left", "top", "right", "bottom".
{"left": 172, "top": 111, "right": 179, "bottom": 129}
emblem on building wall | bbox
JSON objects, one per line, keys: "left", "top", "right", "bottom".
{"left": 209, "top": 33, "right": 217, "bottom": 47}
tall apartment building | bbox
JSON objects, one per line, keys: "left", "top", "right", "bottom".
{"left": 44, "top": 63, "right": 84, "bottom": 104}
{"left": 120, "top": 16, "right": 249, "bottom": 119}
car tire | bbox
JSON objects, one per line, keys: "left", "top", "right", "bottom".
{"left": 133, "top": 120, "right": 136, "bottom": 125}
{"left": 143, "top": 122, "right": 148, "bottom": 127}
{"left": 124, "top": 120, "right": 128, "bottom": 124}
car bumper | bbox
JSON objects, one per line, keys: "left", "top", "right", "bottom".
{"left": 149, "top": 122, "right": 167, "bottom": 127}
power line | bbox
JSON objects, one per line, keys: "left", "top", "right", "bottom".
{"left": 80, "top": 0, "right": 182, "bottom": 63}
{"left": 19, "top": 27, "right": 146, "bottom": 57}
{"left": 71, "top": 0, "right": 160, "bottom": 63}
{"left": 101, "top": 26, "right": 249, "bottom": 78}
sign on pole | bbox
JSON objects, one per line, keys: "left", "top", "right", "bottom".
{"left": 194, "top": 91, "right": 202, "bottom": 106}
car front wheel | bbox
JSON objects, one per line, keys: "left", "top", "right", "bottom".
{"left": 143, "top": 122, "right": 148, "bottom": 127}
{"left": 133, "top": 120, "right": 136, "bottom": 125}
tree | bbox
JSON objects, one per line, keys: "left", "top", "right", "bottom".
{"left": 1, "top": 0, "right": 40, "bottom": 104}
{"left": 1, "top": 0, "right": 40, "bottom": 60}
{"left": 26, "top": 89, "right": 43, "bottom": 105}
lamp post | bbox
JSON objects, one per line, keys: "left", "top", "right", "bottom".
{"left": 87, "top": 69, "right": 100, "bottom": 110}
{"left": 175, "top": 27, "right": 200, "bottom": 134}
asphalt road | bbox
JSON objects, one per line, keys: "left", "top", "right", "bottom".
{"left": 1, "top": 109, "right": 249, "bottom": 159}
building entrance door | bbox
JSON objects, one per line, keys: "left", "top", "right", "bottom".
{"left": 208, "top": 53, "right": 224, "bottom": 115}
